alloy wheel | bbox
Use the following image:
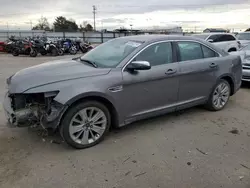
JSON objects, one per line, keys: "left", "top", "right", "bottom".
{"left": 69, "top": 107, "right": 107, "bottom": 145}
{"left": 212, "top": 82, "right": 230, "bottom": 109}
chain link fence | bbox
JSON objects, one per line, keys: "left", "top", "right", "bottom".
{"left": 0, "top": 30, "right": 184, "bottom": 43}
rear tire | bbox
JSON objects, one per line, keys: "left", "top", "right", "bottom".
{"left": 205, "top": 79, "right": 231, "bottom": 111}
{"left": 51, "top": 48, "right": 58, "bottom": 56}
{"left": 80, "top": 47, "right": 88, "bottom": 53}
{"left": 40, "top": 51, "right": 47, "bottom": 56}
{"left": 30, "top": 49, "right": 38, "bottom": 57}
{"left": 60, "top": 101, "right": 111, "bottom": 149}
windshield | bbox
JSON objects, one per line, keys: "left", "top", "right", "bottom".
{"left": 80, "top": 38, "right": 143, "bottom": 68}
{"left": 192, "top": 34, "right": 210, "bottom": 40}
{"left": 236, "top": 33, "right": 250, "bottom": 40}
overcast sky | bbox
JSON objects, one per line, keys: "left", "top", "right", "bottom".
{"left": 0, "top": 0, "right": 249, "bottom": 31}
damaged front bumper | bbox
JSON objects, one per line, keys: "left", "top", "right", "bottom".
{"left": 3, "top": 92, "right": 67, "bottom": 129}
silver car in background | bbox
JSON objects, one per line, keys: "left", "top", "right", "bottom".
{"left": 3, "top": 35, "right": 242, "bottom": 149}
{"left": 230, "top": 43, "right": 250, "bottom": 82}
{"left": 236, "top": 32, "right": 250, "bottom": 47}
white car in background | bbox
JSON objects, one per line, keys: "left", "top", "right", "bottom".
{"left": 236, "top": 32, "right": 250, "bottom": 47}
{"left": 193, "top": 33, "right": 240, "bottom": 52}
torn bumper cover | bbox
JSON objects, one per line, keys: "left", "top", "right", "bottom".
{"left": 3, "top": 92, "right": 67, "bottom": 129}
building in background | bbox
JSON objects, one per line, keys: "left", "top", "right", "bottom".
{"left": 203, "top": 28, "right": 229, "bottom": 33}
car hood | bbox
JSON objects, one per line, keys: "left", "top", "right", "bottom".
{"left": 8, "top": 58, "right": 111, "bottom": 93}
{"left": 239, "top": 40, "right": 250, "bottom": 45}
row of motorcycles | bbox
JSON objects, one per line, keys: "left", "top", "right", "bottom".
{"left": 3, "top": 37, "right": 93, "bottom": 57}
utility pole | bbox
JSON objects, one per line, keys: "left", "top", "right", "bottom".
{"left": 6, "top": 22, "right": 9, "bottom": 38}
{"left": 29, "top": 20, "right": 33, "bottom": 30}
{"left": 93, "top": 5, "right": 97, "bottom": 31}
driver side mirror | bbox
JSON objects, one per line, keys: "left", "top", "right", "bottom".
{"left": 126, "top": 61, "right": 151, "bottom": 71}
{"left": 207, "top": 39, "right": 214, "bottom": 43}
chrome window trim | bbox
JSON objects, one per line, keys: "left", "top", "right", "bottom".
{"left": 122, "top": 39, "right": 222, "bottom": 72}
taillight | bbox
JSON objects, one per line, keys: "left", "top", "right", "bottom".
{"left": 237, "top": 41, "right": 241, "bottom": 48}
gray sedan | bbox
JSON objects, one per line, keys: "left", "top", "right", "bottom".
{"left": 3, "top": 35, "right": 242, "bottom": 149}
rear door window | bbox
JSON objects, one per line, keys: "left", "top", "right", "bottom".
{"left": 177, "top": 41, "right": 219, "bottom": 61}
{"left": 220, "top": 35, "right": 236, "bottom": 41}
{"left": 209, "top": 34, "right": 236, "bottom": 42}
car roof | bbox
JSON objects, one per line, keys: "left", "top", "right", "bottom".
{"left": 117, "top": 34, "right": 206, "bottom": 43}
{"left": 237, "top": 32, "right": 250, "bottom": 34}
{"left": 205, "top": 33, "right": 233, "bottom": 36}
{"left": 121, "top": 34, "right": 228, "bottom": 56}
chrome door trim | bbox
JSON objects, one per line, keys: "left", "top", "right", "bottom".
{"left": 130, "top": 96, "right": 206, "bottom": 117}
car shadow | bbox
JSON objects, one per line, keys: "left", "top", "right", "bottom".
{"left": 110, "top": 106, "right": 207, "bottom": 135}
{"left": 0, "top": 106, "right": 213, "bottom": 151}
{"left": 241, "top": 81, "right": 250, "bottom": 89}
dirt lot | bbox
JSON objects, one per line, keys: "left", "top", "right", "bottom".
{"left": 0, "top": 53, "right": 249, "bottom": 188}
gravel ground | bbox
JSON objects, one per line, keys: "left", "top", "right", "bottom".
{"left": 0, "top": 53, "right": 249, "bottom": 188}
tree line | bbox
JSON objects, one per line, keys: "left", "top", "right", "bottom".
{"left": 32, "top": 16, "right": 93, "bottom": 32}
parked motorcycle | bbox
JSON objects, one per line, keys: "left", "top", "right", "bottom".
{"left": 47, "top": 40, "right": 64, "bottom": 56}
{"left": 2, "top": 37, "right": 18, "bottom": 53}
{"left": 60, "top": 39, "right": 77, "bottom": 55}
{"left": 74, "top": 38, "right": 93, "bottom": 53}
{"left": 80, "top": 41, "right": 93, "bottom": 53}
{"left": 12, "top": 39, "right": 38, "bottom": 57}
{"left": 0, "top": 41, "right": 5, "bottom": 52}
{"left": 28, "top": 38, "right": 63, "bottom": 56}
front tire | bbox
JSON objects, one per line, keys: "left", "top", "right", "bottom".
{"left": 12, "top": 48, "right": 19, "bottom": 56}
{"left": 58, "top": 49, "right": 64, "bottom": 56}
{"left": 205, "top": 79, "right": 231, "bottom": 111}
{"left": 69, "top": 47, "right": 77, "bottom": 55}
{"left": 60, "top": 101, "right": 111, "bottom": 149}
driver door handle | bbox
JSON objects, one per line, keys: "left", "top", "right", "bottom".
{"left": 165, "top": 69, "right": 177, "bottom": 75}
{"left": 210, "top": 63, "right": 218, "bottom": 68}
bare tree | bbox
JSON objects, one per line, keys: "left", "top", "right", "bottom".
{"left": 32, "top": 16, "right": 50, "bottom": 31}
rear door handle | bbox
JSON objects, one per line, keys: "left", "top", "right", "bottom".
{"left": 210, "top": 63, "right": 218, "bottom": 68}
{"left": 165, "top": 69, "right": 177, "bottom": 75}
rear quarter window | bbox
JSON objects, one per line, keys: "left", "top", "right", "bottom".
{"left": 202, "top": 45, "right": 219, "bottom": 58}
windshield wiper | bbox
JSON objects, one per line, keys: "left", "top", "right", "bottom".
{"left": 80, "top": 58, "right": 98, "bottom": 68}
